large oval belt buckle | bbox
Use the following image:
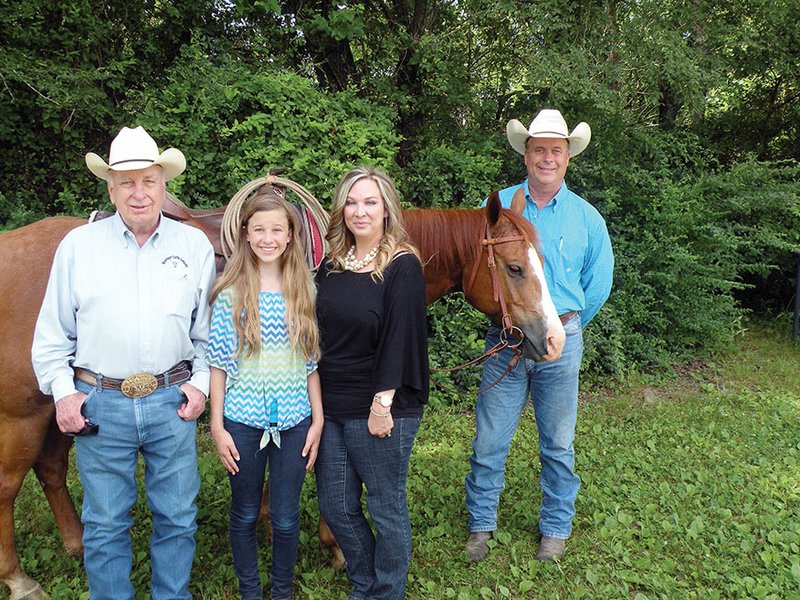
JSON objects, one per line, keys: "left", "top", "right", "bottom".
{"left": 121, "top": 373, "right": 158, "bottom": 398}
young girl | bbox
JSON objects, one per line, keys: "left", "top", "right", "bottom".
{"left": 207, "top": 190, "right": 323, "bottom": 600}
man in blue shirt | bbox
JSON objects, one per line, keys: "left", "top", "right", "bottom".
{"left": 464, "top": 109, "right": 614, "bottom": 562}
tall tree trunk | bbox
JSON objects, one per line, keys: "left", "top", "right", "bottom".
{"left": 390, "top": 0, "right": 436, "bottom": 167}
{"left": 282, "top": 0, "right": 358, "bottom": 92}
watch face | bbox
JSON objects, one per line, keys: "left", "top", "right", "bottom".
{"left": 377, "top": 395, "right": 392, "bottom": 407}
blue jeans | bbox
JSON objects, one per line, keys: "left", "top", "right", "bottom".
{"left": 315, "top": 416, "right": 421, "bottom": 600}
{"left": 465, "top": 314, "right": 583, "bottom": 539}
{"left": 74, "top": 379, "right": 199, "bottom": 600}
{"left": 225, "top": 417, "right": 311, "bottom": 600}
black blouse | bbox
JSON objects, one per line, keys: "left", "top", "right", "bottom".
{"left": 315, "top": 253, "right": 429, "bottom": 420}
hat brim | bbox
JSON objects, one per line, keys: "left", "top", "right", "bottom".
{"left": 565, "top": 122, "right": 591, "bottom": 157}
{"left": 505, "top": 119, "right": 592, "bottom": 157}
{"left": 506, "top": 119, "right": 531, "bottom": 155}
{"left": 85, "top": 148, "right": 186, "bottom": 181}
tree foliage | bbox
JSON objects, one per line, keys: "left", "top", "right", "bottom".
{"left": 2, "top": 0, "right": 798, "bottom": 380}
{"left": 134, "top": 46, "right": 399, "bottom": 210}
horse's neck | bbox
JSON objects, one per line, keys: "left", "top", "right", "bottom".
{"left": 402, "top": 208, "right": 483, "bottom": 303}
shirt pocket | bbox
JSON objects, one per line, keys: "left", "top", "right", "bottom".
{"left": 552, "top": 237, "right": 585, "bottom": 287}
{"left": 162, "top": 263, "right": 196, "bottom": 317}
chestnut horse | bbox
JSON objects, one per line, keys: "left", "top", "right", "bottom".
{"left": 0, "top": 194, "right": 563, "bottom": 599}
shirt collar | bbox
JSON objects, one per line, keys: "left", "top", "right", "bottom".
{"left": 151, "top": 215, "right": 165, "bottom": 248}
{"left": 111, "top": 212, "right": 133, "bottom": 248}
{"left": 112, "top": 211, "right": 164, "bottom": 249}
{"left": 524, "top": 180, "right": 569, "bottom": 212}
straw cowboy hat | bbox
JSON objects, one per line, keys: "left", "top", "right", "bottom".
{"left": 85, "top": 126, "right": 186, "bottom": 181}
{"left": 506, "top": 109, "right": 591, "bottom": 157}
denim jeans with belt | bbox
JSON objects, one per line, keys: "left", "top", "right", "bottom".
{"left": 315, "top": 415, "right": 421, "bottom": 600}
{"left": 465, "top": 313, "right": 583, "bottom": 539}
{"left": 224, "top": 416, "right": 311, "bottom": 600}
{"left": 74, "top": 379, "right": 199, "bottom": 600}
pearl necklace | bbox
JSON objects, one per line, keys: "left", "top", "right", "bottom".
{"left": 343, "top": 244, "right": 379, "bottom": 271}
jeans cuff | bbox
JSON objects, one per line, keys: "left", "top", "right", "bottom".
{"left": 540, "top": 531, "right": 570, "bottom": 540}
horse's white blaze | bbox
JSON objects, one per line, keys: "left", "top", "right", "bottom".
{"left": 527, "top": 246, "right": 565, "bottom": 350}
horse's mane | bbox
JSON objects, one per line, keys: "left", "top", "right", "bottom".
{"left": 402, "top": 207, "right": 540, "bottom": 272}
{"left": 501, "top": 208, "right": 540, "bottom": 244}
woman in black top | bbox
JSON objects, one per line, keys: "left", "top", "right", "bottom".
{"left": 315, "top": 166, "right": 429, "bottom": 600}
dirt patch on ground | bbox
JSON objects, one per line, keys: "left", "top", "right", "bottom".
{"left": 578, "top": 358, "right": 717, "bottom": 407}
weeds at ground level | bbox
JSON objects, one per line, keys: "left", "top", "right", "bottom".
{"left": 6, "top": 324, "right": 799, "bottom": 599}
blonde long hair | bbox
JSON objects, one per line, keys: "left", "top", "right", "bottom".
{"left": 211, "top": 192, "right": 320, "bottom": 361}
{"left": 326, "top": 166, "right": 420, "bottom": 282}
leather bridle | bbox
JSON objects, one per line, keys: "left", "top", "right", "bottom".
{"left": 434, "top": 218, "right": 530, "bottom": 391}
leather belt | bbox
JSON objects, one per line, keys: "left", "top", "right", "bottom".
{"left": 559, "top": 311, "right": 577, "bottom": 325}
{"left": 73, "top": 361, "right": 192, "bottom": 398}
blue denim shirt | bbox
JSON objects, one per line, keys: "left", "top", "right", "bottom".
{"left": 489, "top": 180, "right": 614, "bottom": 325}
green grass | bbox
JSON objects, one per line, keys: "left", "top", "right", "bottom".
{"left": 6, "top": 324, "right": 800, "bottom": 599}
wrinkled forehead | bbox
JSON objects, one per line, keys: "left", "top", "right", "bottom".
{"left": 108, "top": 164, "right": 165, "bottom": 182}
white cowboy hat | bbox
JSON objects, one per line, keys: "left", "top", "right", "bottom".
{"left": 85, "top": 126, "right": 186, "bottom": 181}
{"left": 506, "top": 109, "right": 591, "bottom": 157}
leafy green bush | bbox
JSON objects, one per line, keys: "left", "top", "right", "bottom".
{"left": 2, "top": 5, "right": 798, "bottom": 386}
{"left": 426, "top": 294, "right": 488, "bottom": 409}
{"left": 574, "top": 132, "right": 742, "bottom": 374}
{"left": 133, "top": 45, "right": 399, "bottom": 210}
{"left": 0, "top": 0, "right": 233, "bottom": 222}
{"left": 688, "top": 159, "right": 800, "bottom": 313}
{"left": 404, "top": 129, "right": 795, "bottom": 382}
{"left": 402, "top": 140, "right": 505, "bottom": 209}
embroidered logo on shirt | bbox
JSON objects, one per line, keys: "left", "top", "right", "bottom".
{"left": 163, "top": 255, "right": 189, "bottom": 282}
{"left": 162, "top": 255, "right": 189, "bottom": 269}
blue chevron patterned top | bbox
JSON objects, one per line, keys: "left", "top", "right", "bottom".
{"left": 207, "top": 288, "right": 316, "bottom": 430}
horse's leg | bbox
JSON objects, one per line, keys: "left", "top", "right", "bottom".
{"left": 318, "top": 516, "right": 345, "bottom": 571}
{"left": 258, "top": 481, "right": 344, "bottom": 570}
{"left": 258, "top": 480, "right": 273, "bottom": 541}
{"left": 32, "top": 418, "right": 82, "bottom": 556}
{"left": 0, "top": 216, "right": 86, "bottom": 600}
{"left": 0, "top": 415, "right": 53, "bottom": 600}
{"left": 0, "top": 478, "right": 50, "bottom": 600}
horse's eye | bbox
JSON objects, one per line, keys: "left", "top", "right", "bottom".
{"left": 507, "top": 264, "right": 524, "bottom": 277}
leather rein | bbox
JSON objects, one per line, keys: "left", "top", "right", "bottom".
{"left": 433, "top": 218, "right": 528, "bottom": 391}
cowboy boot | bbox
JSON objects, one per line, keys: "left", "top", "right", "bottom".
{"left": 464, "top": 531, "right": 493, "bottom": 562}
{"left": 536, "top": 536, "right": 566, "bottom": 562}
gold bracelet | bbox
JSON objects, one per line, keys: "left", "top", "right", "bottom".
{"left": 369, "top": 406, "right": 391, "bottom": 418}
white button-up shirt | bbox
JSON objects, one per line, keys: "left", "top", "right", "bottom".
{"left": 32, "top": 212, "right": 216, "bottom": 401}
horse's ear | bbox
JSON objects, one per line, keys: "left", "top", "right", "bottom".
{"left": 510, "top": 187, "right": 526, "bottom": 214}
{"left": 486, "top": 191, "right": 502, "bottom": 226}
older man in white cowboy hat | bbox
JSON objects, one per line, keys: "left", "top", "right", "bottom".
{"left": 32, "top": 126, "right": 216, "bottom": 599}
{"left": 464, "top": 109, "right": 614, "bottom": 563}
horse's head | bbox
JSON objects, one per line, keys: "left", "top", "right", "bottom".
{"left": 463, "top": 193, "right": 565, "bottom": 362}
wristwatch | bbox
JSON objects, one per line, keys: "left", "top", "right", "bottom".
{"left": 373, "top": 394, "right": 393, "bottom": 408}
